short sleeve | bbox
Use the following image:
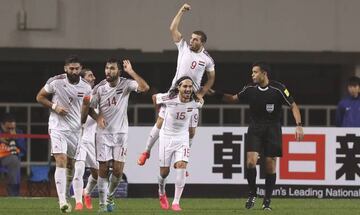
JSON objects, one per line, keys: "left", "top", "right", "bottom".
{"left": 175, "top": 38, "right": 187, "bottom": 52}
{"left": 44, "top": 82, "right": 55, "bottom": 94}
{"left": 127, "top": 80, "right": 139, "bottom": 93}
{"left": 277, "top": 84, "right": 294, "bottom": 106}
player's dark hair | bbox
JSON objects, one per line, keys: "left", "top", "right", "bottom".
{"left": 1, "top": 112, "right": 16, "bottom": 123}
{"left": 347, "top": 76, "right": 360, "bottom": 86}
{"left": 80, "top": 68, "right": 92, "bottom": 78}
{"left": 252, "top": 62, "right": 271, "bottom": 76}
{"left": 106, "top": 57, "right": 122, "bottom": 71}
{"left": 193, "top": 30, "right": 207, "bottom": 43}
{"left": 65, "top": 55, "right": 81, "bottom": 65}
{"left": 169, "top": 76, "right": 196, "bottom": 100}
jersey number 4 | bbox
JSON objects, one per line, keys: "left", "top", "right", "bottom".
{"left": 106, "top": 97, "right": 117, "bottom": 106}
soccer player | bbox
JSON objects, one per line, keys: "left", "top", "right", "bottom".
{"left": 154, "top": 76, "right": 203, "bottom": 211}
{"left": 85, "top": 58, "right": 149, "bottom": 212}
{"left": 72, "top": 68, "right": 98, "bottom": 211}
{"left": 36, "top": 56, "right": 92, "bottom": 213}
{"left": 138, "top": 3, "right": 215, "bottom": 165}
{"left": 215, "top": 62, "right": 304, "bottom": 210}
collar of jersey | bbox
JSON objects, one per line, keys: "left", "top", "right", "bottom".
{"left": 257, "top": 85, "right": 269, "bottom": 91}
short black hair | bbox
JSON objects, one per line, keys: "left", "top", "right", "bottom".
{"left": 347, "top": 76, "right": 360, "bottom": 86}
{"left": 106, "top": 57, "right": 122, "bottom": 71}
{"left": 65, "top": 55, "right": 81, "bottom": 65}
{"left": 1, "top": 113, "right": 16, "bottom": 123}
{"left": 252, "top": 62, "right": 271, "bottom": 74}
{"left": 80, "top": 68, "right": 92, "bottom": 78}
{"left": 193, "top": 30, "right": 207, "bottom": 43}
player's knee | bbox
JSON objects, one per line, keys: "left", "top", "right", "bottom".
{"left": 246, "top": 160, "right": 257, "bottom": 169}
{"left": 90, "top": 169, "right": 98, "bottom": 179}
{"left": 174, "top": 161, "right": 187, "bottom": 169}
{"left": 160, "top": 167, "right": 170, "bottom": 178}
{"left": 54, "top": 154, "right": 67, "bottom": 167}
{"left": 189, "top": 128, "right": 196, "bottom": 139}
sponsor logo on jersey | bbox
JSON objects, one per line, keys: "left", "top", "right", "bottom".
{"left": 266, "top": 104, "right": 274, "bottom": 113}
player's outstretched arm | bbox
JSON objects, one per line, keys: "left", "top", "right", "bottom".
{"left": 170, "top": 3, "right": 191, "bottom": 42}
{"left": 123, "top": 60, "right": 150, "bottom": 93}
{"left": 290, "top": 102, "right": 304, "bottom": 141}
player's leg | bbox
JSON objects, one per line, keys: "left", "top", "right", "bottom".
{"left": 262, "top": 124, "right": 282, "bottom": 211}
{"left": 72, "top": 141, "right": 86, "bottom": 210}
{"left": 83, "top": 141, "right": 99, "bottom": 210}
{"left": 83, "top": 168, "right": 98, "bottom": 210}
{"left": 50, "top": 130, "right": 69, "bottom": 212}
{"left": 96, "top": 134, "right": 111, "bottom": 212}
{"left": 188, "top": 108, "right": 199, "bottom": 147}
{"left": 158, "top": 134, "right": 171, "bottom": 210}
{"left": 107, "top": 133, "right": 127, "bottom": 212}
{"left": 171, "top": 138, "right": 190, "bottom": 211}
{"left": 137, "top": 106, "right": 165, "bottom": 166}
{"left": 263, "top": 157, "right": 277, "bottom": 211}
{"left": 245, "top": 124, "right": 263, "bottom": 209}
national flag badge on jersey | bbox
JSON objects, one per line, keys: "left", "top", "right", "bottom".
{"left": 187, "top": 108, "right": 193, "bottom": 112}
{"left": 77, "top": 92, "right": 84, "bottom": 97}
{"left": 284, "top": 89, "right": 290, "bottom": 97}
{"left": 198, "top": 61, "right": 205, "bottom": 66}
{"left": 116, "top": 89, "right": 123, "bottom": 94}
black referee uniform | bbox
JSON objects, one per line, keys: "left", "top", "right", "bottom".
{"left": 237, "top": 80, "right": 294, "bottom": 157}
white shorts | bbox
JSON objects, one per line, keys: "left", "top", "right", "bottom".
{"left": 159, "top": 134, "right": 190, "bottom": 167}
{"left": 49, "top": 129, "right": 81, "bottom": 159}
{"left": 96, "top": 133, "right": 128, "bottom": 162}
{"left": 159, "top": 106, "right": 199, "bottom": 128}
{"left": 75, "top": 140, "right": 98, "bottom": 169}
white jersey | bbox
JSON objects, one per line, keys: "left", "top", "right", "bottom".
{"left": 44, "top": 74, "right": 92, "bottom": 131}
{"left": 81, "top": 115, "right": 97, "bottom": 143}
{"left": 170, "top": 39, "right": 215, "bottom": 90}
{"left": 91, "top": 77, "right": 138, "bottom": 134}
{"left": 156, "top": 92, "right": 203, "bottom": 136}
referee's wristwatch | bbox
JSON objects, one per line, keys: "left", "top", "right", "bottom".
{"left": 296, "top": 122, "right": 303, "bottom": 127}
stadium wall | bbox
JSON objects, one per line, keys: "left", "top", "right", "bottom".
{"left": 1, "top": 0, "right": 360, "bottom": 52}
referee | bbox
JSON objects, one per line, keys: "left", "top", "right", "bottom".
{"left": 217, "top": 62, "right": 304, "bottom": 210}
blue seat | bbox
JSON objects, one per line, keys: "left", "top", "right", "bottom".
{"left": 27, "top": 165, "right": 51, "bottom": 196}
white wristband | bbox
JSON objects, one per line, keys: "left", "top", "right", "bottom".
{"left": 51, "top": 103, "right": 57, "bottom": 110}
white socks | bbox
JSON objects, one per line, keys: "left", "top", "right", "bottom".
{"left": 108, "top": 173, "right": 122, "bottom": 197}
{"left": 84, "top": 174, "right": 98, "bottom": 195}
{"left": 189, "top": 138, "right": 193, "bottom": 148}
{"left": 65, "top": 167, "right": 74, "bottom": 200}
{"left": 173, "top": 169, "right": 186, "bottom": 205}
{"left": 72, "top": 161, "right": 85, "bottom": 204}
{"left": 98, "top": 176, "right": 109, "bottom": 205}
{"left": 54, "top": 167, "right": 67, "bottom": 205}
{"left": 158, "top": 175, "right": 167, "bottom": 195}
{"left": 145, "top": 124, "right": 160, "bottom": 152}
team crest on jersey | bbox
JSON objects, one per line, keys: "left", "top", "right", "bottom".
{"left": 198, "top": 61, "right": 205, "bottom": 66}
{"left": 266, "top": 104, "right": 274, "bottom": 113}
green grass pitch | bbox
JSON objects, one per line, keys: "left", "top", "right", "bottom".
{"left": 0, "top": 197, "right": 359, "bottom": 215}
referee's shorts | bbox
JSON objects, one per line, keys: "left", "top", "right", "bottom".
{"left": 245, "top": 122, "right": 282, "bottom": 157}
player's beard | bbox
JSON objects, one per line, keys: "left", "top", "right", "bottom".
{"left": 106, "top": 74, "right": 118, "bottom": 83}
{"left": 67, "top": 73, "right": 80, "bottom": 84}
